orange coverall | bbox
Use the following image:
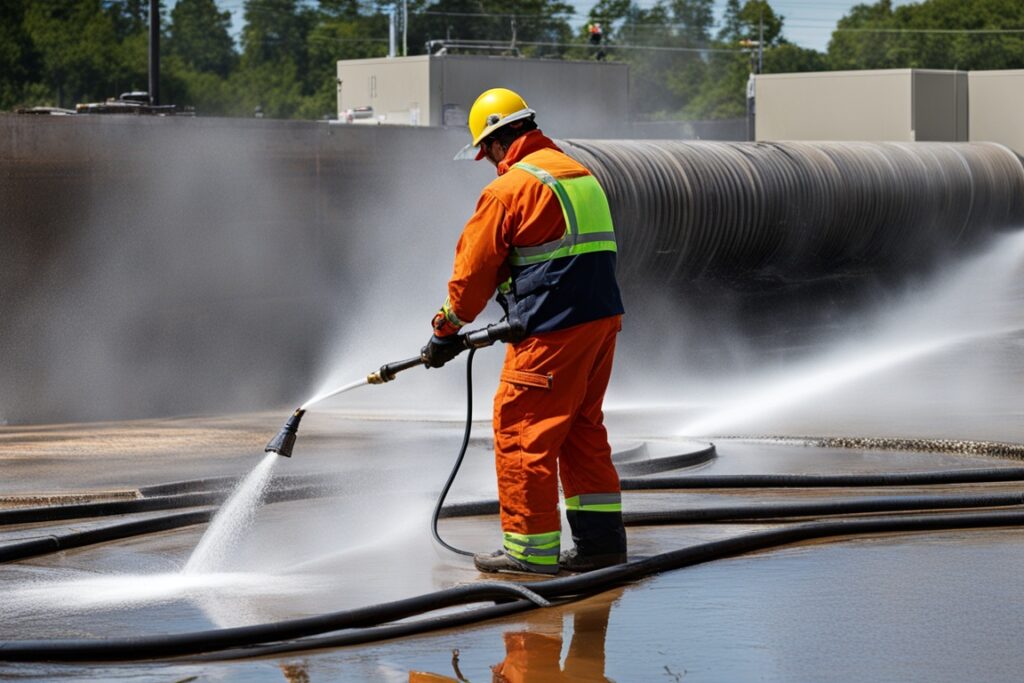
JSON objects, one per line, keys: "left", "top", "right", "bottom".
{"left": 433, "top": 130, "right": 624, "bottom": 553}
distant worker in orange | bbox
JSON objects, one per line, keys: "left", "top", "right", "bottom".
{"left": 588, "top": 22, "right": 606, "bottom": 60}
{"left": 421, "top": 88, "right": 627, "bottom": 575}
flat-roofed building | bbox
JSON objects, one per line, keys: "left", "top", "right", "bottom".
{"left": 336, "top": 54, "right": 630, "bottom": 139}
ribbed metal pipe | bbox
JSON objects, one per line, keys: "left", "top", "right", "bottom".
{"left": 562, "top": 140, "right": 1024, "bottom": 283}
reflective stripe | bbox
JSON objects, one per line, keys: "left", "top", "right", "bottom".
{"left": 512, "top": 231, "right": 617, "bottom": 259}
{"left": 503, "top": 530, "right": 560, "bottom": 565}
{"left": 509, "top": 162, "right": 617, "bottom": 267}
{"left": 441, "top": 296, "right": 464, "bottom": 328}
{"left": 564, "top": 492, "right": 622, "bottom": 513}
{"left": 510, "top": 237, "right": 619, "bottom": 266}
{"left": 513, "top": 162, "right": 579, "bottom": 238}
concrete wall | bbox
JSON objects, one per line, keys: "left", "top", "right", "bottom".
{"left": 337, "top": 55, "right": 630, "bottom": 138}
{"left": 0, "top": 115, "right": 485, "bottom": 424}
{"left": 970, "top": 70, "right": 1024, "bottom": 155}
{"left": 756, "top": 69, "right": 968, "bottom": 142}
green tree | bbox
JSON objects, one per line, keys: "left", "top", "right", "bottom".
{"left": 23, "top": 0, "right": 132, "bottom": 107}
{"left": 737, "top": 0, "right": 784, "bottom": 46}
{"left": 299, "top": 2, "right": 390, "bottom": 119}
{"left": 0, "top": 0, "right": 39, "bottom": 108}
{"left": 827, "top": 0, "right": 898, "bottom": 70}
{"left": 764, "top": 43, "right": 827, "bottom": 73}
{"left": 241, "top": 0, "right": 313, "bottom": 67}
{"left": 670, "top": 0, "right": 714, "bottom": 42}
{"left": 168, "top": 0, "right": 236, "bottom": 77}
{"left": 405, "top": 0, "right": 574, "bottom": 58}
{"left": 828, "top": 0, "right": 1024, "bottom": 71}
{"left": 237, "top": 0, "right": 315, "bottom": 117}
{"left": 718, "top": 0, "right": 743, "bottom": 42}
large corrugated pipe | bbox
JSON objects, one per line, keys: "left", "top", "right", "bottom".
{"left": 562, "top": 140, "right": 1024, "bottom": 283}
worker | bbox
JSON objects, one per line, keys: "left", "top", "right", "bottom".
{"left": 588, "top": 22, "right": 606, "bottom": 60}
{"left": 421, "top": 88, "right": 627, "bottom": 575}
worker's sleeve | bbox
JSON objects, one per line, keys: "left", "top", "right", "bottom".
{"left": 431, "top": 189, "right": 512, "bottom": 337}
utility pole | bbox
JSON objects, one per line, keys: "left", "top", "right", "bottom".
{"left": 758, "top": 5, "right": 764, "bottom": 74}
{"left": 402, "top": 0, "right": 408, "bottom": 56}
{"left": 148, "top": 0, "right": 159, "bottom": 105}
{"left": 389, "top": 9, "right": 396, "bottom": 58}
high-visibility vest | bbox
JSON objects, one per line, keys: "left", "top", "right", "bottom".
{"left": 498, "top": 159, "right": 624, "bottom": 336}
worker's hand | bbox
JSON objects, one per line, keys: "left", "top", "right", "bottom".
{"left": 421, "top": 334, "right": 466, "bottom": 368}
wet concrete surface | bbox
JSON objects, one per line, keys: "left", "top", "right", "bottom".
{"left": 1, "top": 409, "right": 1024, "bottom": 681}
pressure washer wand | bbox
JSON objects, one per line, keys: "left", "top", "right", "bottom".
{"left": 263, "top": 320, "right": 517, "bottom": 458}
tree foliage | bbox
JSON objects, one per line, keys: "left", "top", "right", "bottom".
{"left": 168, "top": 0, "right": 236, "bottom": 76}
{"left": 2, "top": 0, "right": 1023, "bottom": 120}
{"left": 827, "top": 0, "right": 1024, "bottom": 71}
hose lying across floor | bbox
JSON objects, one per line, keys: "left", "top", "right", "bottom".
{"left": 4, "top": 347, "right": 1024, "bottom": 661}
{"left": 4, "top": 508, "right": 1024, "bottom": 662}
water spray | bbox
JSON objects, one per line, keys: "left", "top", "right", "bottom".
{"left": 264, "top": 321, "right": 516, "bottom": 458}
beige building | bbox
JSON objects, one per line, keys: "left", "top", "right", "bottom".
{"left": 336, "top": 54, "right": 630, "bottom": 139}
{"left": 755, "top": 69, "right": 968, "bottom": 143}
{"left": 969, "top": 70, "right": 1024, "bottom": 155}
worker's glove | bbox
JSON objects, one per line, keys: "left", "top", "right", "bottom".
{"left": 421, "top": 334, "right": 466, "bottom": 368}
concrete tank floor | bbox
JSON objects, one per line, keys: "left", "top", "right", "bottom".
{"left": 1, "top": 408, "right": 1024, "bottom": 681}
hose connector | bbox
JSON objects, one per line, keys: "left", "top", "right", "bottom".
{"left": 367, "top": 355, "right": 426, "bottom": 384}
{"left": 264, "top": 408, "right": 305, "bottom": 457}
{"left": 463, "top": 320, "right": 519, "bottom": 348}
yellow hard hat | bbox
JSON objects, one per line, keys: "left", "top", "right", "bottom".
{"left": 455, "top": 88, "right": 536, "bottom": 160}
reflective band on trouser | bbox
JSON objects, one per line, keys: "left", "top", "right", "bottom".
{"left": 509, "top": 162, "right": 617, "bottom": 267}
{"left": 503, "top": 530, "right": 561, "bottom": 566}
{"left": 564, "top": 492, "right": 622, "bottom": 513}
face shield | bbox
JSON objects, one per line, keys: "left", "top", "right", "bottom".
{"left": 454, "top": 109, "right": 536, "bottom": 161}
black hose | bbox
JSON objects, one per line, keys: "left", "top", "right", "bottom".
{"left": 430, "top": 347, "right": 477, "bottom": 557}
{"left": 435, "top": 491, "right": 1024, "bottom": 524}
{"left": 10, "top": 486, "right": 1024, "bottom": 566}
{"left": 0, "top": 510, "right": 213, "bottom": 564}
{"left": 620, "top": 468, "right": 1024, "bottom": 489}
{"left": 0, "top": 581, "right": 549, "bottom": 661}
{"left": 620, "top": 491, "right": 1024, "bottom": 524}
{"left": 6, "top": 507, "right": 1024, "bottom": 661}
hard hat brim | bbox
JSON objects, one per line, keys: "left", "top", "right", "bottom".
{"left": 470, "top": 108, "right": 536, "bottom": 146}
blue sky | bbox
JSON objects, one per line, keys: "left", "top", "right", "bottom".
{"left": 213, "top": 0, "right": 919, "bottom": 54}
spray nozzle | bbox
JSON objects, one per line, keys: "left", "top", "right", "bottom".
{"left": 264, "top": 408, "right": 305, "bottom": 457}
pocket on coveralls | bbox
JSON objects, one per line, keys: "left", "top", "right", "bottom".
{"left": 495, "top": 369, "right": 553, "bottom": 468}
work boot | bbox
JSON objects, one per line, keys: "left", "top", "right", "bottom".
{"left": 473, "top": 550, "right": 560, "bottom": 576}
{"left": 559, "top": 546, "right": 627, "bottom": 573}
